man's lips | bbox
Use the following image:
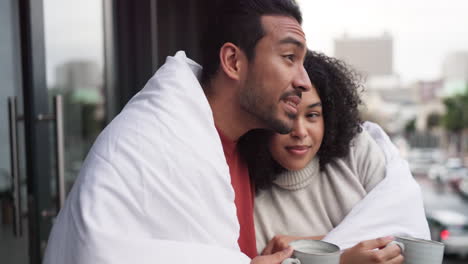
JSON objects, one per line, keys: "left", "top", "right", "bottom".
{"left": 285, "top": 145, "right": 311, "bottom": 156}
{"left": 284, "top": 95, "right": 301, "bottom": 106}
{"left": 282, "top": 95, "right": 302, "bottom": 114}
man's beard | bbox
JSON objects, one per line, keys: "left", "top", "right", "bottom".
{"left": 239, "top": 82, "right": 296, "bottom": 135}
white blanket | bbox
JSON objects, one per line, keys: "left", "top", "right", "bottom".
{"left": 43, "top": 51, "right": 251, "bottom": 264}
{"left": 43, "top": 50, "right": 429, "bottom": 263}
{"left": 322, "top": 122, "right": 431, "bottom": 249}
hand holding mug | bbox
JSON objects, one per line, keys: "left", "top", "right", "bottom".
{"left": 394, "top": 236, "right": 444, "bottom": 264}
{"left": 280, "top": 240, "right": 341, "bottom": 264}
{"left": 262, "top": 235, "right": 326, "bottom": 255}
{"left": 340, "top": 236, "right": 404, "bottom": 264}
{"left": 251, "top": 247, "right": 294, "bottom": 264}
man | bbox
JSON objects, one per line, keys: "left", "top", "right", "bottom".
{"left": 43, "top": 1, "right": 310, "bottom": 263}
{"left": 200, "top": 1, "right": 311, "bottom": 260}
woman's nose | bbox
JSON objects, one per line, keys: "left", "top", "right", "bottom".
{"left": 291, "top": 121, "right": 307, "bottom": 139}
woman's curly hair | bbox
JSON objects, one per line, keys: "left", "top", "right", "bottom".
{"left": 238, "top": 50, "right": 364, "bottom": 191}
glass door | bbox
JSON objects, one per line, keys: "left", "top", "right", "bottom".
{"left": 43, "top": 0, "right": 105, "bottom": 197}
{"left": 1, "top": 0, "right": 106, "bottom": 263}
{"left": 1, "top": 1, "right": 55, "bottom": 263}
{"left": 0, "top": 0, "right": 29, "bottom": 263}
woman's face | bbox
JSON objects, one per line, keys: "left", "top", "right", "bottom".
{"left": 269, "top": 86, "right": 324, "bottom": 171}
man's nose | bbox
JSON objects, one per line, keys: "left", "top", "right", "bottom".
{"left": 293, "top": 66, "right": 312, "bottom": 92}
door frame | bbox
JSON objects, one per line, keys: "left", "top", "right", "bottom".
{"left": 18, "top": 0, "right": 53, "bottom": 262}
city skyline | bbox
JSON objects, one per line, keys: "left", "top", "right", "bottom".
{"left": 43, "top": 0, "right": 468, "bottom": 87}
{"left": 298, "top": 0, "right": 468, "bottom": 84}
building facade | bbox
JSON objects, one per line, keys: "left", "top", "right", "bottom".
{"left": 0, "top": 1, "right": 209, "bottom": 263}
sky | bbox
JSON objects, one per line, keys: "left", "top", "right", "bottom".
{"left": 297, "top": 0, "right": 468, "bottom": 84}
{"left": 42, "top": 0, "right": 468, "bottom": 86}
{"left": 43, "top": 0, "right": 103, "bottom": 87}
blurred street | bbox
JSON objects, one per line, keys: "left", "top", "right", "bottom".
{"left": 415, "top": 173, "right": 468, "bottom": 264}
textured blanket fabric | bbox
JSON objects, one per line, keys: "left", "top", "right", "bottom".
{"left": 43, "top": 51, "right": 250, "bottom": 264}
{"left": 323, "top": 122, "right": 430, "bottom": 250}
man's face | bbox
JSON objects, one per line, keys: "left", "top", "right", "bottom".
{"left": 239, "top": 15, "right": 312, "bottom": 134}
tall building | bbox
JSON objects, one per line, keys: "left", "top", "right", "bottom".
{"left": 334, "top": 32, "right": 393, "bottom": 77}
{"left": 335, "top": 33, "right": 408, "bottom": 134}
{"left": 443, "top": 51, "right": 468, "bottom": 81}
{"left": 55, "top": 60, "right": 101, "bottom": 90}
{"left": 442, "top": 51, "right": 468, "bottom": 96}
{"left": 417, "top": 79, "right": 444, "bottom": 103}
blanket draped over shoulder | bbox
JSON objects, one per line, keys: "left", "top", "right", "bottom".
{"left": 323, "top": 122, "right": 430, "bottom": 250}
{"left": 43, "top": 51, "right": 251, "bottom": 264}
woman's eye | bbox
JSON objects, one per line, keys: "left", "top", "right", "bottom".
{"left": 306, "top": 113, "right": 320, "bottom": 119}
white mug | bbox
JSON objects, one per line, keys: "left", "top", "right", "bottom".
{"left": 395, "top": 236, "right": 444, "bottom": 264}
{"left": 281, "top": 240, "right": 341, "bottom": 264}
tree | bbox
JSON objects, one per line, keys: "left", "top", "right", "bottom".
{"left": 426, "top": 112, "right": 441, "bottom": 130}
{"left": 405, "top": 118, "right": 416, "bottom": 134}
{"left": 442, "top": 83, "right": 468, "bottom": 153}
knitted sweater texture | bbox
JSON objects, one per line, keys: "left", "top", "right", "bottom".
{"left": 254, "top": 130, "right": 386, "bottom": 253}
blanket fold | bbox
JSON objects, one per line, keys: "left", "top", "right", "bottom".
{"left": 43, "top": 51, "right": 250, "bottom": 264}
{"left": 323, "top": 122, "right": 430, "bottom": 249}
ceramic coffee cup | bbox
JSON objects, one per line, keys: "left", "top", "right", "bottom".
{"left": 395, "top": 236, "right": 444, "bottom": 264}
{"left": 281, "top": 240, "right": 341, "bottom": 264}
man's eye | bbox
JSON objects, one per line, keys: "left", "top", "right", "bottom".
{"left": 283, "top": 54, "right": 295, "bottom": 61}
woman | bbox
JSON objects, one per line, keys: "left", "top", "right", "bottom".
{"left": 238, "top": 51, "right": 403, "bottom": 263}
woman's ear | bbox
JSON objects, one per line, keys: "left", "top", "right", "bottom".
{"left": 218, "top": 43, "right": 247, "bottom": 81}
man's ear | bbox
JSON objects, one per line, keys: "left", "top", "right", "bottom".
{"left": 219, "top": 43, "right": 247, "bottom": 81}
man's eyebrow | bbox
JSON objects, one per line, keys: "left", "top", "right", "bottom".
{"left": 278, "top": 37, "right": 305, "bottom": 49}
{"left": 307, "top": 102, "right": 322, "bottom": 108}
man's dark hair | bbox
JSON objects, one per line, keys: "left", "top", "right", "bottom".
{"left": 238, "top": 51, "right": 364, "bottom": 191}
{"left": 200, "top": 0, "right": 302, "bottom": 85}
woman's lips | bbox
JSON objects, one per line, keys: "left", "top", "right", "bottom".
{"left": 285, "top": 145, "right": 311, "bottom": 156}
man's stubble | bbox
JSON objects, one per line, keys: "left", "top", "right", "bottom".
{"left": 239, "top": 74, "right": 295, "bottom": 135}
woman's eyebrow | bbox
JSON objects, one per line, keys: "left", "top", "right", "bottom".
{"left": 307, "top": 102, "right": 322, "bottom": 108}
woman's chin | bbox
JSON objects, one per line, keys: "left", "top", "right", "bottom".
{"left": 283, "top": 162, "right": 308, "bottom": 171}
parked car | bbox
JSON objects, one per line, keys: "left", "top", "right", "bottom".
{"left": 427, "top": 210, "right": 468, "bottom": 258}
{"left": 428, "top": 158, "right": 468, "bottom": 183}
{"left": 428, "top": 164, "right": 445, "bottom": 181}
{"left": 408, "top": 148, "right": 443, "bottom": 176}
{"left": 459, "top": 178, "right": 468, "bottom": 198}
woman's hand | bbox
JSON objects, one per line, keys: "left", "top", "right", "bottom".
{"left": 262, "top": 234, "right": 325, "bottom": 255}
{"left": 340, "top": 237, "right": 404, "bottom": 264}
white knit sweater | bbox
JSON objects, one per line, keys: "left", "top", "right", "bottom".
{"left": 254, "top": 130, "right": 386, "bottom": 253}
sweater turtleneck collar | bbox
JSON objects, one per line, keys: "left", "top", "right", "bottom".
{"left": 273, "top": 157, "right": 320, "bottom": 191}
